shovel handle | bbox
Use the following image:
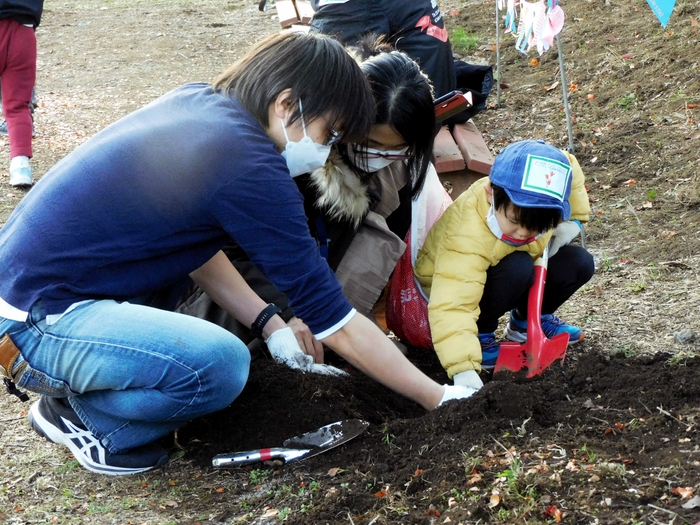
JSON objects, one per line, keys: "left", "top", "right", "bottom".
{"left": 212, "top": 447, "right": 310, "bottom": 468}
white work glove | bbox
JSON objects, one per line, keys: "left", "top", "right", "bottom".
{"left": 265, "top": 327, "right": 348, "bottom": 376}
{"left": 438, "top": 370, "right": 484, "bottom": 407}
{"left": 548, "top": 220, "right": 582, "bottom": 257}
{"left": 453, "top": 369, "right": 484, "bottom": 390}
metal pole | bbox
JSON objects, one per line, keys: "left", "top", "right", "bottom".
{"left": 495, "top": 1, "right": 501, "bottom": 107}
{"left": 556, "top": 33, "right": 575, "bottom": 153}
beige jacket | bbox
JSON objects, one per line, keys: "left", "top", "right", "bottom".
{"left": 309, "top": 152, "right": 410, "bottom": 316}
{"left": 414, "top": 152, "right": 590, "bottom": 377}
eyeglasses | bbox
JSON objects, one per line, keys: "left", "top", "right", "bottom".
{"left": 352, "top": 145, "right": 412, "bottom": 161}
{"left": 324, "top": 127, "right": 342, "bottom": 147}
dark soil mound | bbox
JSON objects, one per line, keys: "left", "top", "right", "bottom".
{"left": 176, "top": 344, "right": 700, "bottom": 523}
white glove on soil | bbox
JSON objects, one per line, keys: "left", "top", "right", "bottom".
{"left": 453, "top": 369, "right": 484, "bottom": 390}
{"left": 266, "top": 327, "right": 313, "bottom": 370}
{"left": 549, "top": 220, "right": 581, "bottom": 257}
{"left": 306, "top": 363, "right": 349, "bottom": 377}
{"left": 265, "top": 327, "right": 348, "bottom": 376}
{"left": 439, "top": 384, "right": 480, "bottom": 407}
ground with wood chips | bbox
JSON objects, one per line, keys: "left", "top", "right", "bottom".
{"left": 1, "top": 0, "right": 700, "bottom": 523}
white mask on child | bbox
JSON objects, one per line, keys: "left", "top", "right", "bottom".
{"left": 347, "top": 145, "right": 409, "bottom": 173}
{"left": 280, "top": 100, "right": 331, "bottom": 177}
{"left": 485, "top": 203, "right": 540, "bottom": 246}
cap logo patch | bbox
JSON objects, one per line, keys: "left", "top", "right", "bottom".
{"left": 520, "top": 154, "right": 571, "bottom": 201}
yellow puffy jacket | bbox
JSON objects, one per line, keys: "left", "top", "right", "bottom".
{"left": 414, "top": 152, "right": 590, "bottom": 377}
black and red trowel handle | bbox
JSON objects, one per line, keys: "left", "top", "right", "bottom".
{"left": 212, "top": 447, "right": 311, "bottom": 468}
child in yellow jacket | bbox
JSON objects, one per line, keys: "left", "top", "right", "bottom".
{"left": 414, "top": 140, "right": 594, "bottom": 396}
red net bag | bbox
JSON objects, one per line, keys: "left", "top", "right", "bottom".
{"left": 385, "top": 229, "right": 434, "bottom": 349}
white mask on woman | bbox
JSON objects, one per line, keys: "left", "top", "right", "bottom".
{"left": 347, "top": 145, "right": 409, "bottom": 173}
{"left": 280, "top": 100, "right": 331, "bottom": 177}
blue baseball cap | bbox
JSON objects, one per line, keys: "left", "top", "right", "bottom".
{"left": 489, "top": 140, "right": 573, "bottom": 220}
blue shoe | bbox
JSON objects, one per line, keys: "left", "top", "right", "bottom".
{"left": 9, "top": 165, "right": 33, "bottom": 187}
{"left": 504, "top": 310, "right": 583, "bottom": 344}
{"left": 479, "top": 332, "right": 500, "bottom": 370}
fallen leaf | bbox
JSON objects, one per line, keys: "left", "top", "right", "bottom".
{"left": 426, "top": 509, "right": 441, "bottom": 516}
{"left": 672, "top": 486, "right": 694, "bottom": 499}
{"left": 529, "top": 58, "right": 539, "bottom": 66}
{"left": 545, "top": 81, "right": 560, "bottom": 91}
{"left": 261, "top": 509, "right": 278, "bottom": 518}
{"left": 690, "top": 15, "right": 699, "bottom": 26}
{"left": 467, "top": 473, "right": 482, "bottom": 485}
{"left": 375, "top": 488, "right": 387, "bottom": 498}
{"left": 569, "top": 83, "right": 578, "bottom": 91}
{"left": 687, "top": 104, "right": 698, "bottom": 109}
{"left": 488, "top": 492, "right": 501, "bottom": 507}
{"left": 587, "top": 93, "right": 595, "bottom": 100}
{"left": 622, "top": 178, "right": 636, "bottom": 186}
{"left": 589, "top": 475, "right": 600, "bottom": 482}
{"left": 545, "top": 505, "right": 562, "bottom": 522}
{"left": 621, "top": 53, "right": 633, "bottom": 59}
{"left": 642, "top": 201, "right": 653, "bottom": 209}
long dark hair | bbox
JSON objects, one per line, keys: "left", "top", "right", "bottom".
{"left": 213, "top": 32, "right": 375, "bottom": 144}
{"left": 350, "top": 36, "right": 436, "bottom": 198}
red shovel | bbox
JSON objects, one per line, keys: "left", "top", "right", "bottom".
{"left": 493, "top": 244, "right": 569, "bottom": 379}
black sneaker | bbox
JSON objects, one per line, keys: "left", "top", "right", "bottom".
{"left": 28, "top": 396, "right": 168, "bottom": 476}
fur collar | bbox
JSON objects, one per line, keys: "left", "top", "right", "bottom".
{"left": 308, "top": 150, "right": 371, "bottom": 229}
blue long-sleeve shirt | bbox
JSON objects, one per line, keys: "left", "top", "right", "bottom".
{"left": 0, "top": 83, "right": 352, "bottom": 336}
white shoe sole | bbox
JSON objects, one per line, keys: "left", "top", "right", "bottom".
{"left": 29, "top": 401, "right": 156, "bottom": 476}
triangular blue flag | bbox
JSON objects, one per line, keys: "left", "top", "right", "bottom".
{"left": 646, "top": 0, "right": 676, "bottom": 27}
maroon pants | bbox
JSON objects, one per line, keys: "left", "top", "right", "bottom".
{"left": 0, "top": 19, "right": 36, "bottom": 159}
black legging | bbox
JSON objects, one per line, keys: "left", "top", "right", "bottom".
{"left": 476, "top": 245, "right": 595, "bottom": 334}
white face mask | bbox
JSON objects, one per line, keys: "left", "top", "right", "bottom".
{"left": 280, "top": 100, "right": 331, "bottom": 177}
{"left": 347, "top": 145, "right": 409, "bottom": 173}
{"left": 485, "top": 203, "right": 541, "bottom": 246}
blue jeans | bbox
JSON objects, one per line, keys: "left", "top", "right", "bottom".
{"left": 1, "top": 299, "right": 250, "bottom": 453}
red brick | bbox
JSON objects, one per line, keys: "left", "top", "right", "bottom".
{"left": 432, "top": 125, "right": 466, "bottom": 173}
{"left": 451, "top": 121, "right": 494, "bottom": 175}
{"left": 276, "top": 0, "right": 299, "bottom": 27}
{"left": 294, "top": 0, "right": 315, "bottom": 24}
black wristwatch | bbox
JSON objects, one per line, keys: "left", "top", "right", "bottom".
{"left": 250, "top": 303, "right": 282, "bottom": 340}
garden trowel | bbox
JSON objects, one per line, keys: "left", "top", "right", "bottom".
{"left": 212, "top": 419, "right": 369, "bottom": 468}
{"left": 493, "top": 244, "right": 569, "bottom": 379}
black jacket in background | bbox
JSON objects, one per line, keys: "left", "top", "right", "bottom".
{"left": 0, "top": 0, "right": 44, "bottom": 28}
